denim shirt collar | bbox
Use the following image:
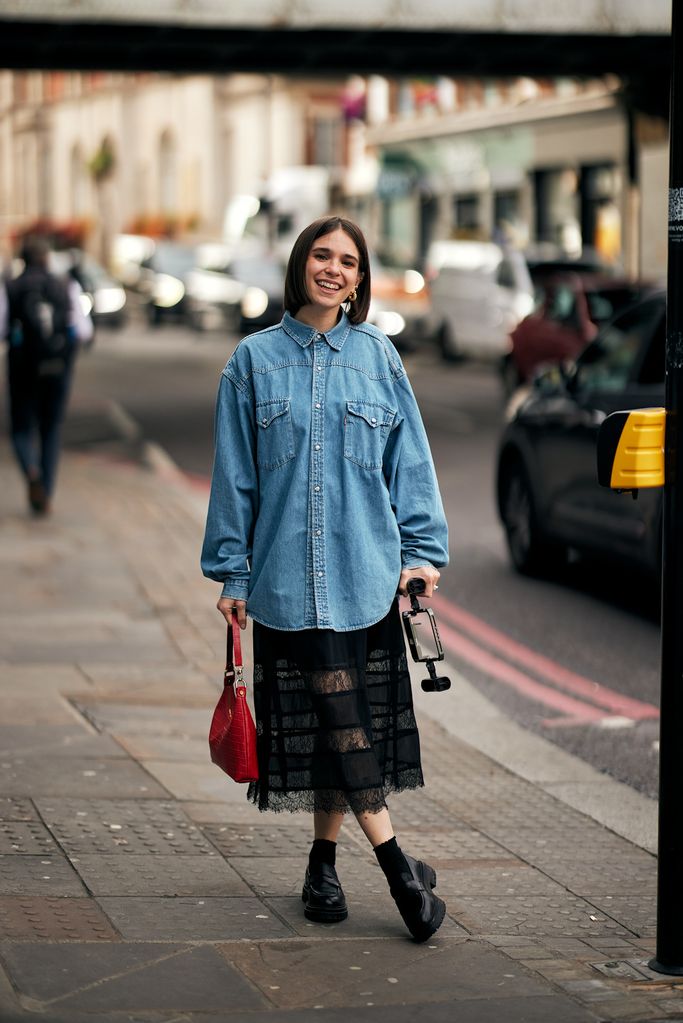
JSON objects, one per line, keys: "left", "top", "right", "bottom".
{"left": 282, "top": 310, "right": 351, "bottom": 351}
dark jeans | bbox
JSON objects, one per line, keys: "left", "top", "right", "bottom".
{"left": 6, "top": 346, "right": 76, "bottom": 498}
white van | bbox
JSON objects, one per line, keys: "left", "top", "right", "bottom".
{"left": 426, "top": 241, "right": 534, "bottom": 361}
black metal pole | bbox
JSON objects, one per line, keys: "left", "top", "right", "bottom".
{"left": 650, "top": 0, "right": 683, "bottom": 977}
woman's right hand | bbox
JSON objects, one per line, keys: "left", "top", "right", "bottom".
{"left": 217, "top": 597, "right": 248, "bottom": 630}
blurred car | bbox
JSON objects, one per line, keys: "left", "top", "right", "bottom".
{"left": 184, "top": 251, "right": 284, "bottom": 334}
{"left": 110, "top": 234, "right": 156, "bottom": 289}
{"left": 496, "top": 292, "right": 665, "bottom": 579}
{"left": 367, "top": 256, "right": 429, "bottom": 351}
{"left": 425, "top": 240, "right": 534, "bottom": 362}
{"left": 504, "top": 274, "right": 648, "bottom": 394}
{"left": 139, "top": 242, "right": 199, "bottom": 324}
{"left": 49, "top": 249, "right": 127, "bottom": 331}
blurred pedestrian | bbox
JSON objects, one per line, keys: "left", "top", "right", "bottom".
{"left": 202, "top": 216, "right": 449, "bottom": 941}
{"left": 4, "top": 236, "right": 93, "bottom": 515}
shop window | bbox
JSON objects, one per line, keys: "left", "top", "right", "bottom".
{"left": 454, "top": 194, "right": 480, "bottom": 233}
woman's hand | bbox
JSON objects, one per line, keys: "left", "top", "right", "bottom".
{"left": 398, "top": 565, "right": 440, "bottom": 598}
{"left": 217, "top": 597, "right": 248, "bottom": 630}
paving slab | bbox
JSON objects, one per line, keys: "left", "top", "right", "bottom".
{"left": 0, "top": 820, "right": 59, "bottom": 855}
{"left": 0, "top": 854, "right": 86, "bottom": 896}
{"left": 0, "top": 725, "right": 125, "bottom": 759}
{"left": 0, "top": 798, "right": 37, "bottom": 822}
{"left": 201, "top": 823, "right": 357, "bottom": 859}
{"left": 0, "top": 757, "right": 168, "bottom": 799}
{"left": 0, "top": 696, "right": 81, "bottom": 726}
{"left": 114, "top": 735, "right": 210, "bottom": 762}
{"left": 0, "top": 896, "right": 119, "bottom": 941}
{"left": 78, "top": 664, "right": 213, "bottom": 689}
{"left": 0, "top": 616, "right": 179, "bottom": 665}
{"left": 141, "top": 760, "right": 235, "bottom": 801}
{"left": 221, "top": 936, "right": 556, "bottom": 1010}
{"left": 0, "top": 942, "right": 268, "bottom": 1013}
{"left": 73, "top": 703, "right": 209, "bottom": 738}
{"left": 181, "top": 799, "right": 274, "bottom": 825}
{"left": 447, "top": 894, "right": 638, "bottom": 938}
{"left": 97, "top": 895, "right": 293, "bottom": 941}
{"left": 38, "top": 803, "right": 216, "bottom": 857}
{"left": 72, "top": 854, "right": 251, "bottom": 896}
{"left": 428, "top": 864, "right": 571, "bottom": 899}
{"left": 391, "top": 826, "right": 517, "bottom": 864}
{"left": 584, "top": 894, "right": 656, "bottom": 938}
{"left": 0, "top": 665, "right": 90, "bottom": 693}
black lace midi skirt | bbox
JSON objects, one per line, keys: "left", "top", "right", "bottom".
{"left": 247, "top": 599, "right": 424, "bottom": 814}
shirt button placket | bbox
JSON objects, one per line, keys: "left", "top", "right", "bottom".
{"left": 312, "top": 339, "right": 328, "bottom": 627}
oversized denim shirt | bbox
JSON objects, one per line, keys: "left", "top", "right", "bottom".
{"left": 201, "top": 311, "right": 448, "bottom": 631}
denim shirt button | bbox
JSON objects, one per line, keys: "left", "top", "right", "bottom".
{"left": 371, "top": 417, "right": 377, "bottom": 425}
{"left": 316, "top": 529, "right": 321, "bottom": 536}
{"left": 317, "top": 571, "right": 324, "bottom": 577}
{"left": 316, "top": 366, "right": 323, "bottom": 372}
{"left": 315, "top": 403, "right": 321, "bottom": 409}
{"left": 314, "top": 444, "right": 321, "bottom": 451}
{"left": 314, "top": 485, "right": 320, "bottom": 492}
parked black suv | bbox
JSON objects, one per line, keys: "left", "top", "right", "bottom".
{"left": 496, "top": 293, "right": 666, "bottom": 578}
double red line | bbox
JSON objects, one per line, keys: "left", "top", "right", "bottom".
{"left": 430, "top": 594, "right": 660, "bottom": 728}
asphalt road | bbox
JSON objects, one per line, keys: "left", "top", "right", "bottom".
{"left": 69, "top": 314, "right": 662, "bottom": 798}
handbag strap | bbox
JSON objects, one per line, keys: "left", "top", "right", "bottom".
{"left": 224, "top": 610, "right": 244, "bottom": 688}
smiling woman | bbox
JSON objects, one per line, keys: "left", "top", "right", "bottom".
{"left": 284, "top": 217, "right": 372, "bottom": 327}
{"left": 201, "top": 214, "right": 449, "bottom": 943}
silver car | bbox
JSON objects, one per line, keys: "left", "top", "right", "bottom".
{"left": 426, "top": 240, "right": 534, "bottom": 362}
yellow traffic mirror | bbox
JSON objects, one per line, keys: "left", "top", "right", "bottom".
{"left": 597, "top": 407, "right": 666, "bottom": 491}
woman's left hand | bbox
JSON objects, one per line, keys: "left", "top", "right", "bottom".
{"left": 398, "top": 565, "right": 440, "bottom": 598}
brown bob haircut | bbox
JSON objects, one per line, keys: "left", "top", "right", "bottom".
{"left": 284, "top": 216, "right": 371, "bottom": 325}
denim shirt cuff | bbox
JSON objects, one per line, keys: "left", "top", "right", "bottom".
{"left": 401, "top": 556, "right": 434, "bottom": 569}
{"left": 220, "top": 579, "right": 249, "bottom": 599}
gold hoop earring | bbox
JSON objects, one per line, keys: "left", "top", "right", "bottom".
{"left": 349, "top": 288, "right": 357, "bottom": 302}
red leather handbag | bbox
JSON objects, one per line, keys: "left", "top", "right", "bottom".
{"left": 208, "top": 610, "right": 259, "bottom": 783}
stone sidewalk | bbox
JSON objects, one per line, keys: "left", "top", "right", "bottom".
{"left": 0, "top": 441, "right": 679, "bottom": 1023}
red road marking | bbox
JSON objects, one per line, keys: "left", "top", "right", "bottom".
{"left": 436, "top": 621, "right": 607, "bottom": 722}
{"left": 431, "top": 594, "right": 659, "bottom": 721}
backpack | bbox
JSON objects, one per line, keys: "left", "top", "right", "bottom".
{"left": 10, "top": 268, "right": 71, "bottom": 371}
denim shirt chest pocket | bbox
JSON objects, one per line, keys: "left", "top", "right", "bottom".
{"left": 255, "top": 397, "right": 295, "bottom": 470}
{"left": 344, "top": 400, "right": 396, "bottom": 470}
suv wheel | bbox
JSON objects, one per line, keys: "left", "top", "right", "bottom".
{"left": 500, "top": 462, "right": 564, "bottom": 576}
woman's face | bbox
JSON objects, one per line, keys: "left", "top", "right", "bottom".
{"left": 302, "top": 228, "right": 363, "bottom": 314}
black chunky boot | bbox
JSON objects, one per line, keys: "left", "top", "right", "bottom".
{"left": 389, "top": 853, "right": 446, "bottom": 942}
{"left": 301, "top": 863, "right": 348, "bottom": 922}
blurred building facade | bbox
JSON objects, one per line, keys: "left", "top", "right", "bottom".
{"left": 352, "top": 75, "right": 668, "bottom": 279}
{"left": 0, "top": 71, "right": 347, "bottom": 263}
{"left": 0, "top": 69, "right": 669, "bottom": 279}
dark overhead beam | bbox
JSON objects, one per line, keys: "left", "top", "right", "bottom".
{"left": 0, "top": 21, "right": 671, "bottom": 79}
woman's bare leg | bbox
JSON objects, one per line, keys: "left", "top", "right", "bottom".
{"left": 313, "top": 810, "right": 345, "bottom": 842}
{"left": 354, "top": 806, "right": 395, "bottom": 847}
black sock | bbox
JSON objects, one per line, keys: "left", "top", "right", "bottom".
{"left": 309, "top": 838, "right": 337, "bottom": 868}
{"left": 374, "top": 837, "right": 410, "bottom": 886}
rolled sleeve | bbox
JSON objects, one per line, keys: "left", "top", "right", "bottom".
{"left": 201, "top": 372, "right": 257, "bottom": 592}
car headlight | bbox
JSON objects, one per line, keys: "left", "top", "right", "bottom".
{"left": 241, "top": 287, "right": 269, "bottom": 320}
{"left": 78, "top": 293, "right": 94, "bottom": 317}
{"left": 374, "top": 310, "right": 406, "bottom": 336}
{"left": 153, "top": 274, "right": 185, "bottom": 308}
{"left": 94, "top": 286, "right": 126, "bottom": 315}
{"left": 403, "top": 269, "right": 425, "bottom": 294}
